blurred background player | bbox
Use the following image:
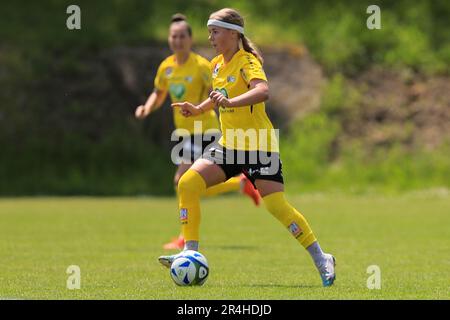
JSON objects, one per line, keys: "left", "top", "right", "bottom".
{"left": 160, "top": 8, "right": 336, "bottom": 286}
{"left": 135, "top": 13, "right": 261, "bottom": 250}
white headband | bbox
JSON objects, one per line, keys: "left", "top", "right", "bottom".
{"left": 207, "top": 19, "right": 244, "bottom": 34}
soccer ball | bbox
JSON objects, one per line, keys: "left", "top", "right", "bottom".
{"left": 170, "top": 250, "right": 209, "bottom": 286}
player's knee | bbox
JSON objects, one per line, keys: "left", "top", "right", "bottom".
{"left": 177, "top": 169, "right": 205, "bottom": 197}
{"left": 263, "top": 192, "right": 289, "bottom": 215}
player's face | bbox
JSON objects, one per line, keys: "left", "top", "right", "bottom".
{"left": 208, "top": 26, "right": 237, "bottom": 54}
{"left": 168, "top": 24, "right": 192, "bottom": 54}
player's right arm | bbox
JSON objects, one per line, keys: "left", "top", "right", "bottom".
{"left": 135, "top": 60, "right": 170, "bottom": 120}
{"left": 135, "top": 89, "right": 167, "bottom": 119}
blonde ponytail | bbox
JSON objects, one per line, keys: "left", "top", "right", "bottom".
{"left": 241, "top": 35, "right": 264, "bottom": 65}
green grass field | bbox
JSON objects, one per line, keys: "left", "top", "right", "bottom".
{"left": 0, "top": 193, "right": 449, "bottom": 300}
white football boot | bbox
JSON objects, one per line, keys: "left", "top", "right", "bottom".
{"left": 158, "top": 251, "right": 185, "bottom": 268}
{"left": 318, "top": 253, "right": 336, "bottom": 287}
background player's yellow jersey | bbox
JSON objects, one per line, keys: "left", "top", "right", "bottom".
{"left": 210, "top": 49, "right": 279, "bottom": 152}
{"left": 154, "top": 52, "right": 219, "bottom": 136}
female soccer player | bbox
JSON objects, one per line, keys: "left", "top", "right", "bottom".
{"left": 136, "top": 14, "right": 261, "bottom": 250}
{"left": 159, "top": 9, "right": 336, "bottom": 286}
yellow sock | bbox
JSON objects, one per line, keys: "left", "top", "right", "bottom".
{"left": 174, "top": 185, "right": 184, "bottom": 239}
{"left": 177, "top": 169, "right": 207, "bottom": 242}
{"left": 204, "top": 176, "right": 241, "bottom": 197}
{"left": 263, "top": 192, "right": 317, "bottom": 248}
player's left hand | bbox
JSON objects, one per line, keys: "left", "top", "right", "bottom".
{"left": 209, "top": 91, "right": 231, "bottom": 107}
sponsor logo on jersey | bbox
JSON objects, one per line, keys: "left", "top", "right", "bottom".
{"left": 165, "top": 67, "right": 173, "bottom": 77}
{"left": 170, "top": 83, "right": 186, "bottom": 99}
{"left": 227, "top": 76, "right": 236, "bottom": 83}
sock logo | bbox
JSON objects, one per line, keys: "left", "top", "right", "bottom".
{"left": 180, "top": 208, "right": 188, "bottom": 223}
{"left": 288, "top": 222, "right": 303, "bottom": 238}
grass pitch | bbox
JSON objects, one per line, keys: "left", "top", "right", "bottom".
{"left": 0, "top": 193, "right": 449, "bottom": 299}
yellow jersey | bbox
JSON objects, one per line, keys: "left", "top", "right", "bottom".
{"left": 210, "top": 49, "right": 278, "bottom": 152}
{"left": 154, "top": 52, "right": 220, "bottom": 136}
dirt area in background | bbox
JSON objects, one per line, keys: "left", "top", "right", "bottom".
{"left": 345, "top": 67, "right": 450, "bottom": 151}
{"left": 76, "top": 44, "right": 450, "bottom": 152}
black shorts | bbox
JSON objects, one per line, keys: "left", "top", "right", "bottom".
{"left": 202, "top": 144, "right": 284, "bottom": 188}
{"left": 172, "top": 134, "right": 219, "bottom": 164}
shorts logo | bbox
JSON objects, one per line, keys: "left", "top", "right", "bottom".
{"left": 180, "top": 208, "right": 188, "bottom": 223}
{"left": 247, "top": 168, "right": 260, "bottom": 176}
{"left": 288, "top": 222, "right": 303, "bottom": 238}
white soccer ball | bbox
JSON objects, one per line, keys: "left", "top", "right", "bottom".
{"left": 170, "top": 250, "right": 209, "bottom": 286}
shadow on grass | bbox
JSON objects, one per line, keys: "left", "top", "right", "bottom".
{"left": 209, "top": 245, "right": 259, "bottom": 251}
{"left": 243, "top": 284, "right": 318, "bottom": 289}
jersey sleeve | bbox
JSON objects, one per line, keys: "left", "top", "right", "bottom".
{"left": 240, "top": 54, "right": 267, "bottom": 85}
{"left": 154, "top": 61, "right": 168, "bottom": 91}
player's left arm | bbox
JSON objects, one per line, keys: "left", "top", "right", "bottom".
{"left": 209, "top": 79, "right": 269, "bottom": 108}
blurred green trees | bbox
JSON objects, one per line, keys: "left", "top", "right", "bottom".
{"left": 1, "top": 0, "right": 449, "bottom": 195}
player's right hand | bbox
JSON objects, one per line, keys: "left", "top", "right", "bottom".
{"left": 172, "top": 102, "right": 201, "bottom": 117}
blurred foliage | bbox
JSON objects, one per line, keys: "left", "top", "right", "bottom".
{"left": 1, "top": 0, "right": 449, "bottom": 195}
{"left": 280, "top": 75, "right": 450, "bottom": 193}
{"left": 1, "top": 0, "right": 449, "bottom": 74}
